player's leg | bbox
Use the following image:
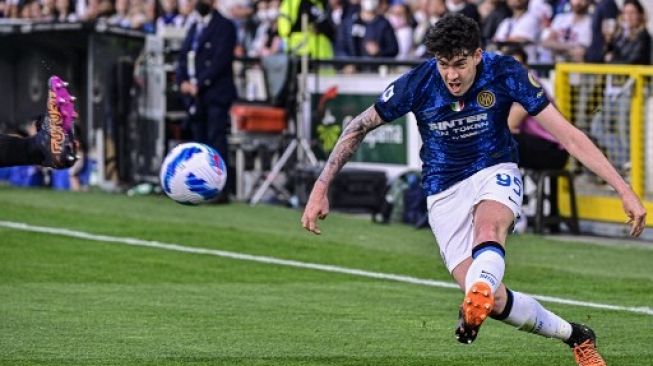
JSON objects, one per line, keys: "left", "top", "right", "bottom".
{"left": 0, "top": 134, "right": 43, "bottom": 167}
{"left": 453, "top": 259, "right": 570, "bottom": 342}
{"left": 493, "top": 284, "right": 606, "bottom": 365}
{"left": 35, "top": 75, "right": 78, "bottom": 168}
{"left": 452, "top": 252, "right": 607, "bottom": 365}
{"left": 453, "top": 199, "right": 513, "bottom": 343}
{"left": 451, "top": 163, "right": 523, "bottom": 342}
{"left": 450, "top": 213, "right": 605, "bottom": 364}
{"left": 0, "top": 75, "right": 77, "bottom": 168}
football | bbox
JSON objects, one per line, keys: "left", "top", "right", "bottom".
{"left": 159, "top": 142, "right": 227, "bottom": 204}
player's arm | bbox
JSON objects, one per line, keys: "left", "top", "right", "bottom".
{"left": 533, "top": 104, "right": 647, "bottom": 236}
{"left": 301, "top": 106, "right": 386, "bottom": 234}
{"left": 507, "top": 103, "right": 528, "bottom": 134}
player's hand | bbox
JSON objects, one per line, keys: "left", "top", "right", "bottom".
{"left": 301, "top": 183, "right": 330, "bottom": 235}
{"left": 621, "top": 191, "right": 646, "bottom": 237}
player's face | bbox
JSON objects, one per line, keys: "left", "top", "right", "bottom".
{"left": 436, "top": 48, "right": 482, "bottom": 97}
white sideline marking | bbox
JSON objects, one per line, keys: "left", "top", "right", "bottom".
{"left": 1, "top": 220, "right": 652, "bottom": 316}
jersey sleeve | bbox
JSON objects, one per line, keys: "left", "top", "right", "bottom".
{"left": 502, "top": 58, "right": 550, "bottom": 116}
{"left": 374, "top": 65, "right": 422, "bottom": 122}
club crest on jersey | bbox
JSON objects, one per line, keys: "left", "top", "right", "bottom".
{"left": 381, "top": 85, "right": 395, "bottom": 102}
{"left": 477, "top": 90, "right": 495, "bottom": 108}
{"left": 528, "top": 73, "right": 541, "bottom": 88}
{"left": 450, "top": 100, "right": 464, "bottom": 112}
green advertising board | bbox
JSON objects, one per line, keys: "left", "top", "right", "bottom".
{"left": 312, "top": 93, "right": 408, "bottom": 165}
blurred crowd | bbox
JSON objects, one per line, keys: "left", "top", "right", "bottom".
{"left": 0, "top": 0, "right": 650, "bottom": 64}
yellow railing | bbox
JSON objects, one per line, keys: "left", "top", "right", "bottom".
{"left": 554, "top": 63, "right": 653, "bottom": 225}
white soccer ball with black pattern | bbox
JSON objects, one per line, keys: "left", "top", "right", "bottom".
{"left": 159, "top": 142, "right": 227, "bottom": 204}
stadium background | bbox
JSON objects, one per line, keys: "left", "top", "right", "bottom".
{"left": 0, "top": 1, "right": 652, "bottom": 364}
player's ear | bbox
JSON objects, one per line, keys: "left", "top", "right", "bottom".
{"left": 473, "top": 48, "right": 482, "bottom": 66}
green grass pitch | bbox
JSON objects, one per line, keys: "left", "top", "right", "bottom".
{"left": 0, "top": 188, "right": 651, "bottom": 365}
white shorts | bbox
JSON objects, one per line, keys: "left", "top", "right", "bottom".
{"left": 427, "top": 163, "right": 523, "bottom": 273}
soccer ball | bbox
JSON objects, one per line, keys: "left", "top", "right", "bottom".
{"left": 159, "top": 142, "right": 227, "bottom": 204}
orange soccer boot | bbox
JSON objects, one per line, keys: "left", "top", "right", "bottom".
{"left": 455, "top": 282, "right": 494, "bottom": 344}
{"left": 565, "top": 323, "right": 607, "bottom": 366}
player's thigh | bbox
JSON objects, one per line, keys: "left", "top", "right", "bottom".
{"left": 473, "top": 200, "right": 515, "bottom": 245}
{"left": 472, "top": 163, "right": 523, "bottom": 245}
{"left": 427, "top": 179, "right": 475, "bottom": 273}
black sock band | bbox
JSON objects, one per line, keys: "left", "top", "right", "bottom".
{"left": 472, "top": 241, "right": 505, "bottom": 259}
{"left": 491, "top": 288, "right": 514, "bottom": 321}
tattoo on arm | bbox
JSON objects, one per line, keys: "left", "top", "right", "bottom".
{"left": 317, "top": 106, "right": 386, "bottom": 186}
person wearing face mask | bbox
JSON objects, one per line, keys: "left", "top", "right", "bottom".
{"left": 302, "top": 13, "right": 646, "bottom": 366}
{"left": 387, "top": 3, "right": 415, "bottom": 60}
{"left": 242, "top": 0, "right": 284, "bottom": 56}
{"left": 413, "top": 0, "right": 448, "bottom": 57}
{"left": 176, "top": 0, "right": 237, "bottom": 203}
{"left": 335, "top": 0, "right": 398, "bottom": 65}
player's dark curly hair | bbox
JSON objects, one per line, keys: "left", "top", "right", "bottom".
{"left": 424, "top": 13, "right": 481, "bottom": 59}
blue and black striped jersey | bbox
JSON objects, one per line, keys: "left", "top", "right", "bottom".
{"left": 374, "top": 51, "right": 549, "bottom": 196}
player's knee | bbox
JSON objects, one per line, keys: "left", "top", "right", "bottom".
{"left": 474, "top": 221, "right": 507, "bottom": 242}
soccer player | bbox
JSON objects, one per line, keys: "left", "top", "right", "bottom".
{"left": 0, "top": 76, "right": 77, "bottom": 169}
{"left": 301, "top": 13, "right": 646, "bottom": 366}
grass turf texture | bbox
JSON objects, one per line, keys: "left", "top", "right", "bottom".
{"left": 0, "top": 188, "right": 651, "bottom": 365}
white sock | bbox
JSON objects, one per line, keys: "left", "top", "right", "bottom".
{"left": 465, "top": 242, "right": 505, "bottom": 294}
{"left": 502, "top": 290, "right": 572, "bottom": 340}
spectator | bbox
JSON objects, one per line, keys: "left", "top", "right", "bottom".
{"left": 540, "top": 0, "right": 591, "bottom": 62}
{"left": 527, "top": 0, "right": 551, "bottom": 27}
{"left": 278, "top": 0, "right": 335, "bottom": 58}
{"left": 258, "top": 0, "right": 283, "bottom": 56}
{"left": 20, "top": 0, "right": 42, "bottom": 19}
{"left": 127, "top": 0, "right": 148, "bottom": 29}
{"left": 96, "top": 0, "right": 115, "bottom": 19}
{"left": 156, "top": 0, "right": 180, "bottom": 29}
{"left": 550, "top": 0, "right": 570, "bottom": 19}
{"left": 176, "top": 0, "right": 198, "bottom": 28}
{"left": 336, "top": 0, "right": 398, "bottom": 64}
{"left": 142, "top": 0, "right": 157, "bottom": 32}
{"left": 54, "top": 0, "right": 79, "bottom": 22}
{"left": 493, "top": 0, "right": 541, "bottom": 62}
{"left": 241, "top": 0, "right": 266, "bottom": 55}
{"left": 73, "top": 0, "right": 89, "bottom": 20}
{"left": 241, "top": 0, "right": 282, "bottom": 56}
{"left": 605, "top": 0, "right": 651, "bottom": 65}
{"left": 176, "top": 0, "right": 236, "bottom": 202}
{"left": 503, "top": 45, "right": 568, "bottom": 233}
{"left": 480, "top": 0, "right": 511, "bottom": 47}
{"left": 327, "top": 0, "right": 355, "bottom": 28}
{"left": 387, "top": 3, "right": 415, "bottom": 59}
{"left": 445, "top": 0, "right": 479, "bottom": 25}
{"left": 413, "top": 0, "right": 447, "bottom": 57}
{"left": 79, "top": 0, "right": 98, "bottom": 21}
{"left": 108, "top": 0, "right": 131, "bottom": 26}
{"left": 584, "top": 0, "right": 619, "bottom": 62}
{"left": 6, "top": 0, "right": 19, "bottom": 18}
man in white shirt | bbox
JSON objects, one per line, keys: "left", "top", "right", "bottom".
{"left": 493, "top": 0, "right": 541, "bottom": 61}
{"left": 541, "top": 0, "right": 592, "bottom": 62}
